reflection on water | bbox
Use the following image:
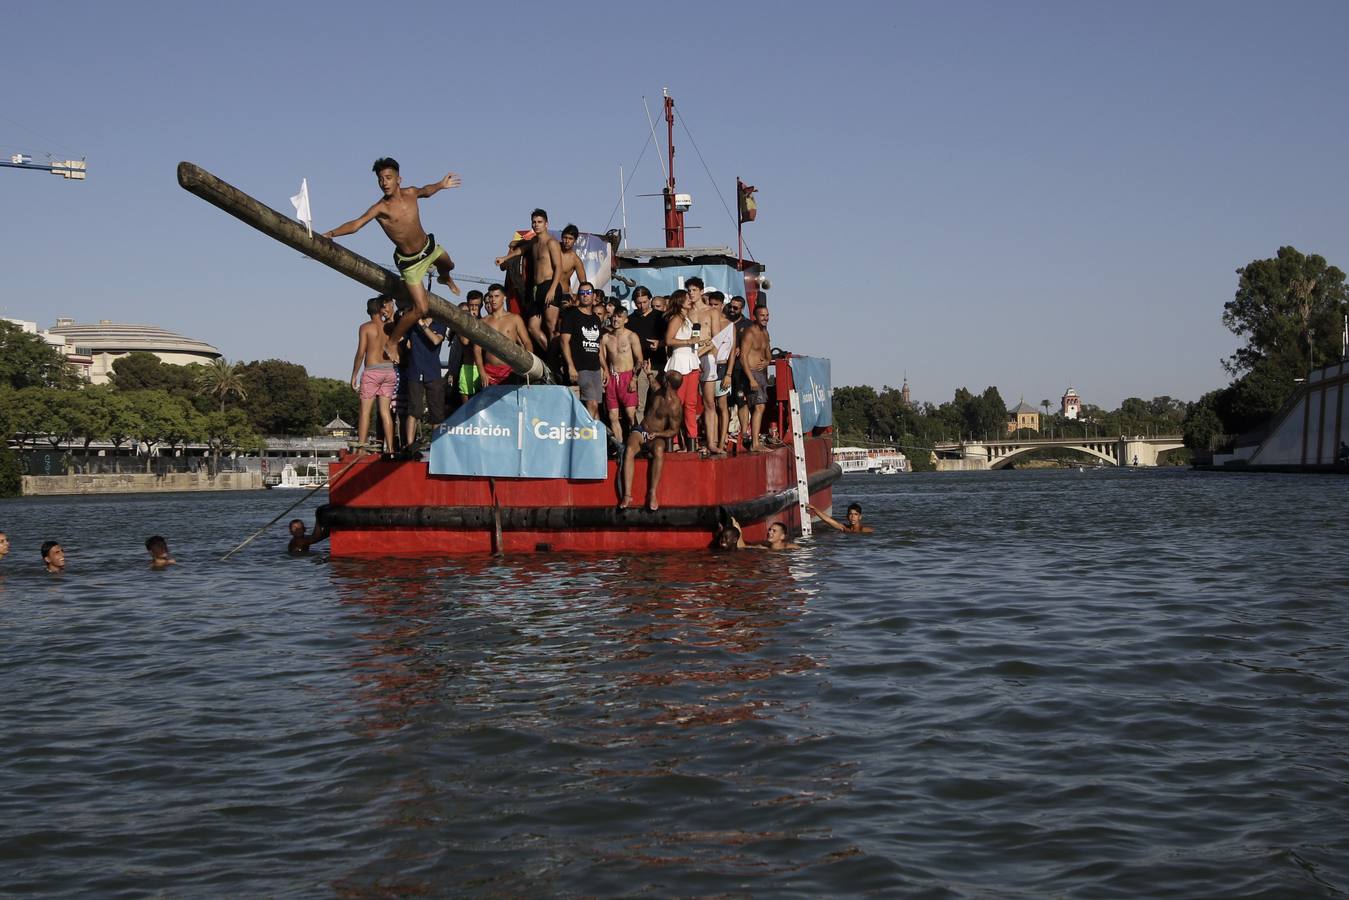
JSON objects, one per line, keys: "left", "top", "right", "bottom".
{"left": 2, "top": 471, "right": 1348, "bottom": 896}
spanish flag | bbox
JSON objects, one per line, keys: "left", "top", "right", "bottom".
{"left": 737, "top": 179, "right": 757, "bottom": 224}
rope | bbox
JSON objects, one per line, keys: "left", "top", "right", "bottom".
{"left": 603, "top": 129, "right": 655, "bottom": 233}
{"left": 218, "top": 457, "right": 358, "bottom": 561}
{"left": 674, "top": 109, "right": 755, "bottom": 262}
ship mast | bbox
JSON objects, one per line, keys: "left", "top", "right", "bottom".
{"left": 662, "top": 89, "right": 685, "bottom": 249}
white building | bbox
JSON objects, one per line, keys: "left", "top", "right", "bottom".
{"left": 3, "top": 317, "right": 94, "bottom": 381}
{"left": 46, "top": 318, "right": 222, "bottom": 385}
{"left": 1061, "top": 387, "right": 1081, "bottom": 420}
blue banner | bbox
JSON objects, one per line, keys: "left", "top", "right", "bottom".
{"left": 790, "top": 357, "right": 833, "bottom": 431}
{"left": 607, "top": 263, "right": 746, "bottom": 309}
{"left": 429, "top": 385, "right": 608, "bottom": 479}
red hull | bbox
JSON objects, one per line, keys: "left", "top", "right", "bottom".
{"left": 321, "top": 436, "right": 836, "bottom": 555}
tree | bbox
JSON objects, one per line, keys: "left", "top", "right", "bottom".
{"left": 310, "top": 376, "right": 360, "bottom": 429}
{"left": 1183, "top": 399, "right": 1224, "bottom": 451}
{"left": 977, "top": 386, "right": 1008, "bottom": 438}
{"left": 0, "top": 445, "right": 20, "bottom": 498}
{"left": 1041, "top": 399, "right": 1051, "bottom": 420}
{"left": 6, "top": 388, "right": 54, "bottom": 450}
{"left": 99, "top": 389, "right": 142, "bottom": 452}
{"left": 240, "top": 359, "right": 320, "bottom": 435}
{"left": 197, "top": 358, "right": 249, "bottom": 412}
{"left": 203, "top": 409, "right": 264, "bottom": 471}
{"left": 110, "top": 352, "right": 197, "bottom": 393}
{"left": 65, "top": 388, "right": 112, "bottom": 452}
{"left": 1224, "top": 247, "right": 1348, "bottom": 376}
{"left": 127, "top": 390, "right": 190, "bottom": 471}
{"left": 0, "top": 320, "right": 77, "bottom": 390}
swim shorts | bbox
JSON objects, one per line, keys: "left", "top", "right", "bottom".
{"left": 394, "top": 234, "right": 447, "bottom": 286}
{"left": 576, "top": 369, "right": 603, "bottom": 404}
{"left": 700, "top": 352, "right": 719, "bottom": 383}
{"left": 458, "top": 363, "right": 482, "bottom": 396}
{"left": 604, "top": 370, "right": 637, "bottom": 411}
{"left": 483, "top": 363, "right": 514, "bottom": 386}
{"left": 749, "top": 368, "right": 770, "bottom": 405}
{"left": 360, "top": 363, "right": 397, "bottom": 400}
{"left": 525, "top": 281, "right": 552, "bottom": 319}
{"left": 715, "top": 363, "right": 732, "bottom": 398}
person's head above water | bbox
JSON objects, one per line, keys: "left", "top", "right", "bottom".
{"left": 41, "top": 540, "right": 65, "bottom": 572}
{"left": 716, "top": 525, "right": 741, "bottom": 550}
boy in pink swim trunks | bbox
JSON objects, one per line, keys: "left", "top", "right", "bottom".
{"left": 600, "top": 307, "right": 644, "bottom": 439}
{"left": 351, "top": 296, "right": 398, "bottom": 455}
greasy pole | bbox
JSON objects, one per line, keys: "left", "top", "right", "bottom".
{"left": 176, "top": 161, "right": 551, "bottom": 383}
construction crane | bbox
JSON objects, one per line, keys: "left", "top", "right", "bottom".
{"left": 1, "top": 153, "right": 86, "bottom": 179}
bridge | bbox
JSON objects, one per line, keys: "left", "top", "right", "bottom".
{"left": 931, "top": 435, "right": 1185, "bottom": 470}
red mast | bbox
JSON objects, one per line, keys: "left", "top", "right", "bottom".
{"left": 662, "top": 90, "right": 685, "bottom": 249}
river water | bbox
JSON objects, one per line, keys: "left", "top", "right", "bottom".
{"left": 1, "top": 468, "right": 1346, "bottom": 898}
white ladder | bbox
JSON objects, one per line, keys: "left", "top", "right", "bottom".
{"left": 787, "top": 388, "right": 813, "bottom": 538}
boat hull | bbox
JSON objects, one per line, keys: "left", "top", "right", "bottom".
{"left": 319, "top": 436, "right": 836, "bottom": 555}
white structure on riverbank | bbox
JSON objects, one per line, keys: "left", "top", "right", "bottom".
{"left": 46, "top": 317, "right": 221, "bottom": 384}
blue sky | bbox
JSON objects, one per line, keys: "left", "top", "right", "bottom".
{"left": 3, "top": 1, "right": 1346, "bottom": 408}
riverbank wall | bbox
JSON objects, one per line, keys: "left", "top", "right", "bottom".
{"left": 21, "top": 471, "right": 264, "bottom": 496}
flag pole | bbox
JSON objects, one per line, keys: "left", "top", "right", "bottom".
{"left": 736, "top": 177, "right": 744, "bottom": 271}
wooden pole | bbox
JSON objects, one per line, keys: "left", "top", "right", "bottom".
{"left": 177, "top": 161, "right": 551, "bottom": 383}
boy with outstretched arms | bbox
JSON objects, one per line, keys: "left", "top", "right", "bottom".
{"left": 324, "top": 158, "right": 462, "bottom": 362}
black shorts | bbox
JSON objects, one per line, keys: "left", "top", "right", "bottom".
{"left": 525, "top": 282, "right": 550, "bottom": 320}
{"left": 408, "top": 377, "right": 447, "bottom": 424}
{"left": 730, "top": 367, "right": 750, "bottom": 406}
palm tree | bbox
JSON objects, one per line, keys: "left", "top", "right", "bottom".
{"left": 197, "top": 358, "right": 248, "bottom": 412}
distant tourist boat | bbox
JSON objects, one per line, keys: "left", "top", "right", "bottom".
{"left": 834, "top": 446, "right": 911, "bottom": 474}
{"left": 267, "top": 463, "right": 327, "bottom": 490}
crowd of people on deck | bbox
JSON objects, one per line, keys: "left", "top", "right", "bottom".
{"left": 346, "top": 199, "right": 790, "bottom": 516}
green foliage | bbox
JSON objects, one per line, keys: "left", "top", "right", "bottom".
{"left": 0, "top": 320, "right": 77, "bottom": 390}
{"left": 6, "top": 388, "right": 54, "bottom": 449}
{"left": 1210, "top": 247, "right": 1349, "bottom": 436}
{"left": 0, "top": 445, "right": 20, "bottom": 498}
{"left": 1213, "top": 357, "right": 1297, "bottom": 436}
{"left": 126, "top": 390, "right": 194, "bottom": 470}
{"left": 310, "top": 376, "right": 360, "bottom": 427}
{"left": 110, "top": 352, "right": 198, "bottom": 393}
{"left": 196, "top": 358, "right": 249, "bottom": 412}
{"left": 1223, "top": 246, "right": 1348, "bottom": 378}
{"left": 1182, "top": 400, "right": 1224, "bottom": 451}
{"left": 240, "top": 359, "right": 319, "bottom": 435}
{"left": 203, "top": 408, "right": 264, "bottom": 456}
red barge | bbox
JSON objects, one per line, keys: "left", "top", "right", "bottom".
{"left": 179, "top": 94, "right": 837, "bottom": 555}
{"left": 320, "top": 356, "right": 838, "bottom": 555}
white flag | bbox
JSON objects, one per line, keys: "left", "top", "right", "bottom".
{"left": 290, "top": 178, "right": 312, "bottom": 236}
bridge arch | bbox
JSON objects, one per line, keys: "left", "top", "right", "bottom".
{"left": 987, "top": 443, "right": 1118, "bottom": 469}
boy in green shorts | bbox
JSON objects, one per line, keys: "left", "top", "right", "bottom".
{"left": 324, "top": 157, "right": 462, "bottom": 364}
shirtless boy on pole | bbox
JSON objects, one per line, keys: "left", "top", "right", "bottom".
{"left": 739, "top": 304, "right": 773, "bottom": 452}
{"left": 479, "top": 284, "right": 532, "bottom": 387}
{"left": 324, "top": 158, "right": 462, "bottom": 363}
{"left": 620, "top": 371, "right": 685, "bottom": 511}
{"left": 495, "top": 209, "right": 561, "bottom": 353}
{"left": 600, "top": 307, "right": 644, "bottom": 437}
{"left": 352, "top": 296, "right": 397, "bottom": 454}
